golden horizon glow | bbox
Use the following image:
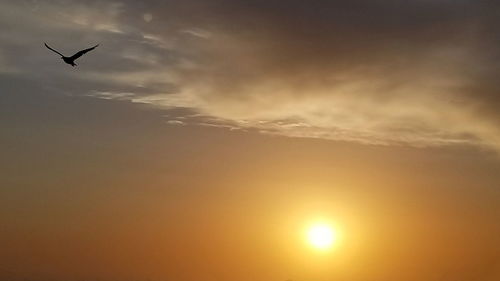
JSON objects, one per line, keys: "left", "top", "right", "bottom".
{"left": 306, "top": 223, "right": 337, "bottom": 250}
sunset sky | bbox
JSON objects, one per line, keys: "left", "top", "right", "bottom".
{"left": 1, "top": 1, "right": 500, "bottom": 281}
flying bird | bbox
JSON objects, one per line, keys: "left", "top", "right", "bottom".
{"left": 44, "top": 42, "right": 99, "bottom": 67}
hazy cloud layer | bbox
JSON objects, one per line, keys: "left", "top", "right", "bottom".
{"left": 2, "top": 0, "right": 500, "bottom": 150}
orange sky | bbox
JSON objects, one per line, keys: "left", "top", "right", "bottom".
{"left": 1, "top": 100, "right": 499, "bottom": 280}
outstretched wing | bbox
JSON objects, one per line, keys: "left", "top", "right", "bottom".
{"left": 44, "top": 43, "right": 64, "bottom": 57}
{"left": 69, "top": 44, "right": 99, "bottom": 60}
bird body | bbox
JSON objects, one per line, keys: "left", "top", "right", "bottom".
{"left": 62, "top": 56, "right": 77, "bottom": 66}
{"left": 44, "top": 43, "right": 99, "bottom": 66}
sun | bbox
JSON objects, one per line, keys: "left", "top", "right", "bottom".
{"left": 306, "top": 223, "right": 337, "bottom": 250}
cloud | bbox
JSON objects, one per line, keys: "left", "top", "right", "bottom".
{"left": 2, "top": 0, "right": 500, "bottom": 152}
{"left": 166, "top": 120, "right": 185, "bottom": 126}
{"left": 180, "top": 28, "right": 212, "bottom": 39}
{"left": 120, "top": 0, "right": 500, "bottom": 150}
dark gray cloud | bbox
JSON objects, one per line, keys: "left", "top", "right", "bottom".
{"left": 2, "top": 0, "right": 500, "bottom": 151}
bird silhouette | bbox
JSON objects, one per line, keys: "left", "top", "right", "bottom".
{"left": 44, "top": 43, "right": 99, "bottom": 67}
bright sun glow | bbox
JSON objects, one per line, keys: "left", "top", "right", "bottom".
{"left": 307, "top": 223, "right": 337, "bottom": 250}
